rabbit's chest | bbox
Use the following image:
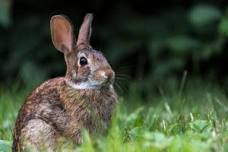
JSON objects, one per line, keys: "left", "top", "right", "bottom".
{"left": 61, "top": 88, "right": 116, "bottom": 132}
{"left": 68, "top": 94, "right": 113, "bottom": 121}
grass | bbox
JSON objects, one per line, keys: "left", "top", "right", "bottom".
{"left": 0, "top": 80, "right": 228, "bottom": 152}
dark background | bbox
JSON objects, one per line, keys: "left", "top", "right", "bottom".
{"left": 1, "top": 0, "right": 228, "bottom": 96}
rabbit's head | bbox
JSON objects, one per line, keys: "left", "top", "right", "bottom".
{"left": 50, "top": 14, "right": 114, "bottom": 89}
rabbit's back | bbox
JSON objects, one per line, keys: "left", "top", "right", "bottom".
{"left": 12, "top": 77, "right": 67, "bottom": 151}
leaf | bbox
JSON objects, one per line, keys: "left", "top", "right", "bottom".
{"left": 125, "top": 107, "right": 144, "bottom": 127}
{"left": 0, "top": 0, "right": 11, "bottom": 27}
{"left": 0, "top": 140, "right": 11, "bottom": 152}
{"left": 189, "top": 5, "right": 221, "bottom": 29}
{"left": 189, "top": 120, "right": 212, "bottom": 133}
{"left": 166, "top": 35, "right": 201, "bottom": 54}
{"left": 142, "top": 131, "right": 173, "bottom": 150}
{"left": 128, "top": 127, "right": 145, "bottom": 140}
{"left": 218, "top": 18, "right": 228, "bottom": 37}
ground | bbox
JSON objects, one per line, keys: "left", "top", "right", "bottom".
{"left": 0, "top": 81, "right": 227, "bottom": 152}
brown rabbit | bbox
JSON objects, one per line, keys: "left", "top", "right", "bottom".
{"left": 12, "top": 13, "right": 117, "bottom": 152}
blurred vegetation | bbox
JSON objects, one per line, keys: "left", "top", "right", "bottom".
{"left": 1, "top": 0, "right": 228, "bottom": 93}
{"left": 0, "top": 81, "right": 228, "bottom": 151}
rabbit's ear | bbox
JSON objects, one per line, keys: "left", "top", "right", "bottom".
{"left": 76, "top": 13, "right": 93, "bottom": 46}
{"left": 50, "top": 15, "right": 74, "bottom": 53}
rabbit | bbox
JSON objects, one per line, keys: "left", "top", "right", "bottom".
{"left": 12, "top": 13, "right": 117, "bottom": 152}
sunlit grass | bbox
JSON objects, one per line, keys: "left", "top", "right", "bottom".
{"left": 0, "top": 81, "right": 228, "bottom": 152}
{"left": 0, "top": 89, "right": 24, "bottom": 141}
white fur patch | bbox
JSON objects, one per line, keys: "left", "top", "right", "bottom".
{"left": 66, "top": 80, "right": 100, "bottom": 90}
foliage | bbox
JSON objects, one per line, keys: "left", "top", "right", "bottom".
{"left": 0, "top": 81, "right": 227, "bottom": 152}
{"left": 0, "top": 0, "right": 11, "bottom": 27}
{"left": 0, "top": 1, "right": 228, "bottom": 89}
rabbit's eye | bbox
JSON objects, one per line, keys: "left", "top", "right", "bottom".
{"left": 79, "top": 57, "right": 88, "bottom": 66}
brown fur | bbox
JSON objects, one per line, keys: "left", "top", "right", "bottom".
{"left": 12, "top": 14, "right": 117, "bottom": 152}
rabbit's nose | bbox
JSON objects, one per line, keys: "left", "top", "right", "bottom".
{"left": 98, "top": 70, "right": 114, "bottom": 82}
{"left": 105, "top": 70, "right": 114, "bottom": 81}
